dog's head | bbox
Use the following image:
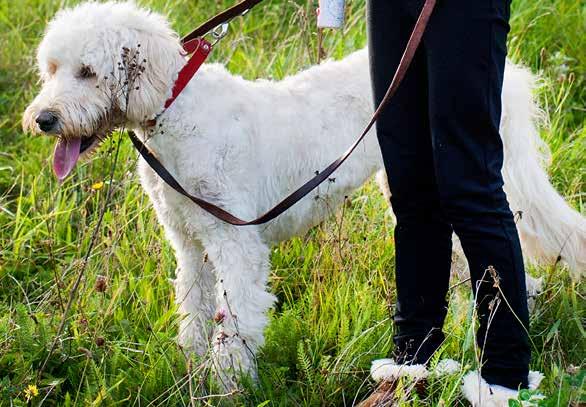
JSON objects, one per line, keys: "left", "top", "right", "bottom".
{"left": 23, "top": 1, "right": 184, "bottom": 179}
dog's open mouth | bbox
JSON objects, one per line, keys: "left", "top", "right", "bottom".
{"left": 53, "top": 135, "right": 101, "bottom": 180}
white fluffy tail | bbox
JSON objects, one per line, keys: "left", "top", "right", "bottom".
{"left": 501, "top": 62, "right": 586, "bottom": 279}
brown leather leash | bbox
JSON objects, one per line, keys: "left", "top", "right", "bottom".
{"left": 130, "top": 0, "right": 436, "bottom": 226}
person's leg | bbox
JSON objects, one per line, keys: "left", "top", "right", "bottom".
{"left": 422, "top": 0, "right": 530, "bottom": 389}
{"left": 367, "top": 0, "right": 453, "bottom": 365}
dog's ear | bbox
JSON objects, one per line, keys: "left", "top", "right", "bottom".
{"left": 122, "top": 27, "right": 184, "bottom": 123}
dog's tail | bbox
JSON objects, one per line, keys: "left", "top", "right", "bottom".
{"left": 501, "top": 62, "right": 586, "bottom": 279}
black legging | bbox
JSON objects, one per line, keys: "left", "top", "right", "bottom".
{"left": 367, "top": 0, "right": 530, "bottom": 389}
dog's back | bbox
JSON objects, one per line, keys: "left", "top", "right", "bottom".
{"left": 252, "top": 49, "right": 384, "bottom": 242}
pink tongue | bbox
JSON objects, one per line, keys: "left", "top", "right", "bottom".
{"left": 53, "top": 138, "right": 81, "bottom": 180}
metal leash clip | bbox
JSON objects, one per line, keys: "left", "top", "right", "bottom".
{"left": 210, "top": 23, "right": 230, "bottom": 45}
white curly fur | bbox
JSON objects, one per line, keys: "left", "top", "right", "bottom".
{"left": 433, "top": 358, "right": 462, "bottom": 377}
{"left": 24, "top": 1, "right": 585, "bottom": 387}
{"left": 370, "top": 358, "right": 461, "bottom": 382}
{"left": 371, "top": 359, "right": 430, "bottom": 382}
{"left": 461, "top": 370, "right": 545, "bottom": 406}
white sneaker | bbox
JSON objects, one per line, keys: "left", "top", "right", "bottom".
{"left": 461, "top": 370, "right": 545, "bottom": 407}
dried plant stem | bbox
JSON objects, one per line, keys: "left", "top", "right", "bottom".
{"left": 37, "top": 130, "right": 124, "bottom": 380}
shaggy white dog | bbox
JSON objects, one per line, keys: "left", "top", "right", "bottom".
{"left": 24, "top": 1, "right": 585, "bottom": 388}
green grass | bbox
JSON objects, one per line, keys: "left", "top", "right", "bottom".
{"left": 0, "top": 0, "right": 584, "bottom": 405}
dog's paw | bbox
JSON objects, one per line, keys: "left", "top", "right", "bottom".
{"left": 526, "top": 273, "right": 543, "bottom": 313}
{"left": 208, "top": 330, "right": 257, "bottom": 391}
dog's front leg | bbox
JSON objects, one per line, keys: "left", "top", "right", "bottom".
{"left": 200, "top": 226, "right": 276, "bottom": 389}
{"left": 172, "top": 236, "right": 217, "bottom": 356}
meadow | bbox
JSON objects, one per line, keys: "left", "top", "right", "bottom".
{"left": 0, "top": 0, "right": 584, "bottom": 405}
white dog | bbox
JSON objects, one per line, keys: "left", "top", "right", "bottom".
{"left": 24, "top": 1, "right": 585, "bottom": 387}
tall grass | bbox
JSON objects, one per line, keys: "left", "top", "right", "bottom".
{"left": 0, "top": 0, "right": 584, "bottom": 405}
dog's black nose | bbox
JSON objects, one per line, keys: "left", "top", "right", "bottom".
{"left": 35, "top": 111, "right": 59, "bottom": 132}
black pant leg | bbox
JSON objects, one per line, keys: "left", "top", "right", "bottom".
{"left": 423, "top": 0, "right": 530, "bottom": 388}
{"left": 367, "top": 0, "right": 454, "bottom": 365}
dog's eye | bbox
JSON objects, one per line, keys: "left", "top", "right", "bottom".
{"left": 78, "top": 65, "right": 96, "bottom": 79}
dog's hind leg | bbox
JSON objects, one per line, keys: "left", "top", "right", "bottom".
{"left": 199, "top": 226, "right": 276, "bottom": 389}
